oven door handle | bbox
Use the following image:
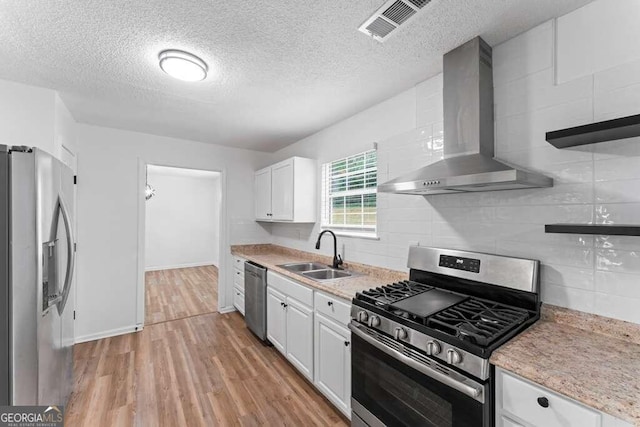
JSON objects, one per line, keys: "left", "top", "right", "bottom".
{"left": 349, "top": 322, "right": 484, "bottom": 402}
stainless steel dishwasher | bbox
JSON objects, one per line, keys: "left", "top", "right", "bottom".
{"left": 244, "top": 261, "right": 268, "bottom": 341}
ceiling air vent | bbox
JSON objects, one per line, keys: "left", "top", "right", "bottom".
{"left": 359, "top": 0, "right": 432, "bottom": 42}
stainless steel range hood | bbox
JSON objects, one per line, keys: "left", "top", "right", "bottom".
{"left": 378, "top": 37, "right": 553, "bottom": 195}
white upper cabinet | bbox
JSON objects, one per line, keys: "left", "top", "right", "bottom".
{"left": 254, "top": 167, "right": 272, "bottom": 221}
{"left": 254, "top": 157, "right": 316, "bottom": 223}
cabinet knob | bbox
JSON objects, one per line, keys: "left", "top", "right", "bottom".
{"left": 344, "top": 341, "right": 350, "bottom": 347}
{"left": 537, "top": 397, "right": 549, "bottom": 408}
{"left": 327, "top": 301, "right": 333, "bottom": 306}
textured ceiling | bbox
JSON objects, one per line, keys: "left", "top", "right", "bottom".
{"left": 0, "top": 0, "right": 594, "bottom": 152}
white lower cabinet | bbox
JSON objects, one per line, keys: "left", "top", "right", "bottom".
{"left": 266, "top": 287, "right": 287, "bottom": 354}
{"left": 266, "top": 272, "right": 352, "bottom": 419}
{"left": 233, "top": 286, "right": 245, "bottom": 316}
{"left": 496, "top": 368, "right": 631, "bottom": 427}
{"left": 266, "top": 285, "right": 314, "bottom": 381}
{"left": 232, "top": 256, "right": 246, "bottom": 315}
{"left": 314, "top": 313, "right": 351, "bottom": 417}
{"left": 285, "top": 298, "right": 314, "bottom": 380}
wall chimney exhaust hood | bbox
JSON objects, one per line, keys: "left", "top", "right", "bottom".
{"left": 378, "top": 37, "right": 553, "bottom": 195}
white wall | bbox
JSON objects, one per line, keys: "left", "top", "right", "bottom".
{"left": 145, "top": 165, "right": 221, "bottom": 270}
{"left": 0, "top": 79, "right": 77, "bottom": 161}
{"left": 75, "top": 124, "right": 272, "bottom": 342}
{"left": 269, "top": 0, "right": 640, "bottom": 325}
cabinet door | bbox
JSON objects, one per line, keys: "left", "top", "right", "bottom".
{"left": 285, "top": 298, "right": 314, "bottom": 381}
{"left": 266, "top": 288, "right": 286, "bottom": 355}
{"left": 233, "top": 287, "right": 245, "bottom": 316}
{"left": 270, "top": 159, "right": 294, "bottom": 221}
{"left": 314, "top": 313, "right": 351, "bottom": 416}
{"left": 255, "top": 168, "right": 272, "bottom": 220}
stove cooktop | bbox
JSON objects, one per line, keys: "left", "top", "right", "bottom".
{"left": 354, "top": 280, "right": 533, "bottom": 351}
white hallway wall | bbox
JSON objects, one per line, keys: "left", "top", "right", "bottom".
{"left": 75, "top": 124, "right": 272, "bottom": 342}
{"left": 270, "top": 0, "right": 640, "bottom": 324}
{"left": 145, "top": 166, "right": 221, "bottom": 270}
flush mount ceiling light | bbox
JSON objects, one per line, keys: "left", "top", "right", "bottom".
{"left": 158, "top": 49, "right": 208, "bottom": 82}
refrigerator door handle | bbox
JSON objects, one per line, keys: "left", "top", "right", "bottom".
{"left": 55, "top": 195, "right": 75, "bottom": 315}
{"left": 42, "top": 239, "right": 60, "bottom": 313}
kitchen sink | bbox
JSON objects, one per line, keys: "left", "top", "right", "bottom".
{"left": 278, "top": 261, "right": 359, "bottom": 282}
{"left": 302, "top": 269, "right": 352, "bottom": 281}
{"left": 279, "top": 262, "right": 329, "bottom": 272}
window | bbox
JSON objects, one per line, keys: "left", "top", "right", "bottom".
{"left": 321, "top": 149, "right": 377, "bottom": 235}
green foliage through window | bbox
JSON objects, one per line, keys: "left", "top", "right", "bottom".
{"left": 322, "top": 149, "right": 377, "bottom": 232}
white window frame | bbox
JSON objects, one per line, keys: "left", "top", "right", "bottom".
{"left": 321, "top": 149, "right": 377, "bottom": 238}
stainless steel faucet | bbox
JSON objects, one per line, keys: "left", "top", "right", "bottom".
{"left": 315, "top": 230, "right": 343, "bottom": 270}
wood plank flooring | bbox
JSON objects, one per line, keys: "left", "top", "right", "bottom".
{"left": 66, "top": 311, "right": 348, "bottom": 427}
{"left": 145, "top": 266, "right": 218, "bottom": 325}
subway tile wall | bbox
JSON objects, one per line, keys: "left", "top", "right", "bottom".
{"left": 382, "top": 17, "right": 640, "bottom": 323}
{"left": 271, "top": 1, "right": 640, "bottom": 324}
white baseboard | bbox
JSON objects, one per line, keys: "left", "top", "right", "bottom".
{"left": 218, "top": 305, "right": 237, "bottom": 314}
{"left": 74, "top": 325, "right": 140, "bottom": 344}
{"left": 145, "top": 261, "right": 218, "bottom": 272}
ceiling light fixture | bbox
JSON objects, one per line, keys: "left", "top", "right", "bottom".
{"left": 158, "top": 49, "right": 208, "bottom": 82}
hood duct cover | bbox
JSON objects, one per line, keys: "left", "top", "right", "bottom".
{"left": 378, "top": 37, "right": 553, "bottom": 195}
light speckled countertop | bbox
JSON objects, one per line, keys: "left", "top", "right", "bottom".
{"left": 491, "top": 305, "right": 640, "bottom": 426}
{"left": 230, "top": 244, "right": 408, "bottom": 301}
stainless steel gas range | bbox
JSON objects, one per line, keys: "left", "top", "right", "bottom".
{"left": 349, "top": 246, "right": 541, "bottom": 427}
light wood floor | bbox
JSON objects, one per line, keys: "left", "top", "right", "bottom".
{"left": 145, "top": 266, "right": 218, "bottom": 325}
{"left": 66, "top": 312, "right": 348, "bottom": 426}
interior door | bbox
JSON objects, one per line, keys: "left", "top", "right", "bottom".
{"left": 254, "top": 168, "right": 272, "bottom": 220}
{"left": 285, "top": 297, "right": 313, "bottom": 381}
{"left": 270, "top": 160, "right": 294, "bottom": 221}
{"left": 266, "top": 288, "right": 286, "bottom": 354}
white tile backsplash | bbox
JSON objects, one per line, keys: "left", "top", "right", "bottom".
{"left": 270, "top": 0, "right": 640, "bottom": 324}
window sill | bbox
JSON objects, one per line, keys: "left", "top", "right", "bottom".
{"left": 321, "top": 228, "right": 379, "bottom": 240}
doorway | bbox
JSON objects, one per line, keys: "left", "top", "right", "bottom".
{"left": 143, "top": 165, "right": 222, "bottom": 325}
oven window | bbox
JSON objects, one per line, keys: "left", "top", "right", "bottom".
{"left": 352, "top": 334, "right": 488, "bottom": 427}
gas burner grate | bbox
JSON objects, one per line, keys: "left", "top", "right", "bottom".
{"left": 427, "top": 299, "right": 530, "bottom": 346}
{"left": 356, "top": 280, "right": 433, "bottom": 308}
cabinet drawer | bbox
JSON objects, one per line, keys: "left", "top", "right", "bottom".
{"left": 233, "top": 256, "right": 246, "bottom": 270}
{"left": 233, "top": 286, "right": 245, "bottom": 316}
{"left": 500, "top": 371, "right": 600, "bottom": 427}
{"left": 315, "top": 292, "right": 351, "bottom": 326}
{"left": 233, "top": 269, "right": 245, "bottom": 292}
{"left": 267, "top": 271, "right": 313, "bottom": 307}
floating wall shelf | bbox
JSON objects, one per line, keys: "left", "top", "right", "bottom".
{"left": 545, "top": 224, "right": 640, "bottom": 236}
{"left": 546, "top": 113, "right": 640, "bottom": 148}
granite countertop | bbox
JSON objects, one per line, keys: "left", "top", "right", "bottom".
{"left": 230, "top": 244, "right": 407, "bottom": 301}
{"left": 491, "top": 305, "right": 640, "bottom": 426}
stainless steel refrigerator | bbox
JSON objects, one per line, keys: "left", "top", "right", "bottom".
{"left": 0, "top": 145, "right": 75, "bottom": 407}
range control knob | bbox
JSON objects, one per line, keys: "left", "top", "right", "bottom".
{"left": 357, "top": 311, "right": 369, "bottom": 323}
{"left": 446, "top": 349, "right": 462, "bottom": 365}
{"left": 368, "top": 315, "right": 380, "bottom": 328}
{"left": 426, "top": 340, "right": 442, "bottom": 356}
{"left": 393, "top": 327, "right": 408, "bottom": 340}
